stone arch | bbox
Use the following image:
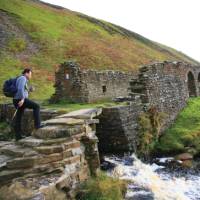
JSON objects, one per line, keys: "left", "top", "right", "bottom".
{"left": 197, "top": 72, "right": 200, "bottom": 96}
{"left": 187, "top": 71, "right": 197, "bottom": 97}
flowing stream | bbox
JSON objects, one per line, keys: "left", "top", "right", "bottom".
{"left": 103, "top": 154, "right": 200, "bottom": 200}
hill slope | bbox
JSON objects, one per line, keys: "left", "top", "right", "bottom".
{"left": 0, "top": 0, "right": 199, "bottom": 101}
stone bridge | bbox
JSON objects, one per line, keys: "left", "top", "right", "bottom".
{"left": 97, "top": 61, "right": 200, "bottom": 154}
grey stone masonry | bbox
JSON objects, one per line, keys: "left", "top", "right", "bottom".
{"left": 0, "top": 108, "right": 102, "bottom": 200}
{"left": 96, "top": 61, "right": 200, "bottom": 154}
{"left": 129, "top": 61, "right": 200, "bottom": 130}
{"left": 50, "top": 61, "right": 136, "bottom": 103}
{"left": 96, "top": 100, "right": 143, "bottom": 154}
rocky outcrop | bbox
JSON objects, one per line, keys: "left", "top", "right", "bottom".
{"left": 0, "top": 108, "right": 101, "bottom": 200}
{"left": 0, "top": 9, "right": 38, "bottom": 58}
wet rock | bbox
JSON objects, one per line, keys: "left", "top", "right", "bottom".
{"left": 181, "top": 160, "right": 193, "bottom": 168}
{"left": 126, "top": 193, "right": 154, "bottom": 200}
{"left": 124, "top": 156, "right": 135, "bottom": 166}
{"left": 101, "top": 160, "right": 116, "bottom": 171}
{"left": 175, "top": 153, "right": 193, "bottom": 161}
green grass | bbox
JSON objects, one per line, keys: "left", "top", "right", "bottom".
{"left": 77, "top": 171, "right": 127, "bottom": 200}
{"left": 155, "top": 97, "right": 200, "bottom": 156}
{"left": 42, "top": 99, "right": 127, "bottom": 113}
{"left": 0, "top": 55, "right": 54, "bottom": 103}
{"left": 8, "top": 38, "right": 26, "bottom": 53}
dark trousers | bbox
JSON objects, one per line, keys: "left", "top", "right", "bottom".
{"left": 13, "top": 98, "right": 41, "bottom": 139}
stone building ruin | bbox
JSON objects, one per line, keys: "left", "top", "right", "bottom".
{"left": 50, "top": 61, "right": 136, "bottom": 103}
{"left": 51, "top": 60, "right": 200, "bottom": 105}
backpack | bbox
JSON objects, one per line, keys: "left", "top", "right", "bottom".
{"left": 3, "top": 76, "right": 19, "bottom": 97}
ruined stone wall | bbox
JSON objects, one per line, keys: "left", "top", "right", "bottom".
{"left": 96, "top": 61, "right": 200, "bottom": 154}
{"left": 50, "top": 61, "right": 136, "bottom": 103}
{"left": 129, "top": 61, "right": 200, "bottom": 129}
{"left": 96, "top": 100, "right": 143, "bottom": 154}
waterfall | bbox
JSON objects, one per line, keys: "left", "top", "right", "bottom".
{"left": 104, "top": 154, "right": 200, "bottom": 200}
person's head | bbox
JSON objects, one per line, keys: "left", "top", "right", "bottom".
{"left": 22, "top": 68, "right": 32, "bottom": 80}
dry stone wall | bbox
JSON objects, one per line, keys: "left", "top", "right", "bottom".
{"left": 50, "top": 61, "right": 136, "bottom": 103}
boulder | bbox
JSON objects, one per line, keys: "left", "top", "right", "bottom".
{"left": 175, "top": 153, "right": 193, "bottom": 161}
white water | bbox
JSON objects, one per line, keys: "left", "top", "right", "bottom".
{"left": 104, "top": 154, "right": 200, "bottom": 200}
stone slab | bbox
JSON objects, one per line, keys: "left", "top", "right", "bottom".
{"left": 6, "top": 156, "right": 37, "bottom": 169}
{"left": 0, "top": 144, "right": 38, "bottom": 157}
{"left": 32, "top": 125, "right": 84, "bottom": 139}
{"left": 34, "top": 145, "right": 64, "bottom": 155}
{"left": 43, "top": 118, "right": 85, "bottom": 126}
{"left": 56, "top": 108, "right": 102, "bottom": 120}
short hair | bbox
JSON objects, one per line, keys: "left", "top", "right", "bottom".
{"left": 22, "top": 68, "right": 32, "bottom": 75}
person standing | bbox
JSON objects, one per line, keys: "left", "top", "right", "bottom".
{"left": 13, "top": 68, "right": 43, "bottom": 141}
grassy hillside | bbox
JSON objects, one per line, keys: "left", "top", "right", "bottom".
{"left": 0, "top": 0, "right": 199, "bottom": 102}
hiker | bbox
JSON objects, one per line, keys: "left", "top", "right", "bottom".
{"left": 12, "top": 68, "right": 43, "bottom": 141}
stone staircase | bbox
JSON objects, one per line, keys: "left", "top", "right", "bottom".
{"left": 0, "top": 108, "right": 102, "bottom": 200}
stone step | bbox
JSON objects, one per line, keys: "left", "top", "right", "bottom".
{"left": 0, "top": 144, "right": 38, "bottom": 157}
{"left": 6, "top": 152, "right": 64, "bottom": 169}
{"left": 63, "top": 155, "right": 81, "bottom": 165}
{"left": 37, "top": 153, "right": 63, "bottom": 166}
{"left": 63, "top": 139, "right": 81, "bottom": 150}
{"left": 6, "top": 156, "right": 37, "bottom": 169}
{"left": 34, "top": 145, "right": 64, "bottom": 155}
{"left": 32, "top": 125, "right": 84, "bottom": 139}
{"left": 19, "top": 136, "right": 74, "bottom": 147}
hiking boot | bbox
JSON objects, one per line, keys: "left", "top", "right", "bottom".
{"left": 35, "top": 124, "right": 45, "bottom": 129}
